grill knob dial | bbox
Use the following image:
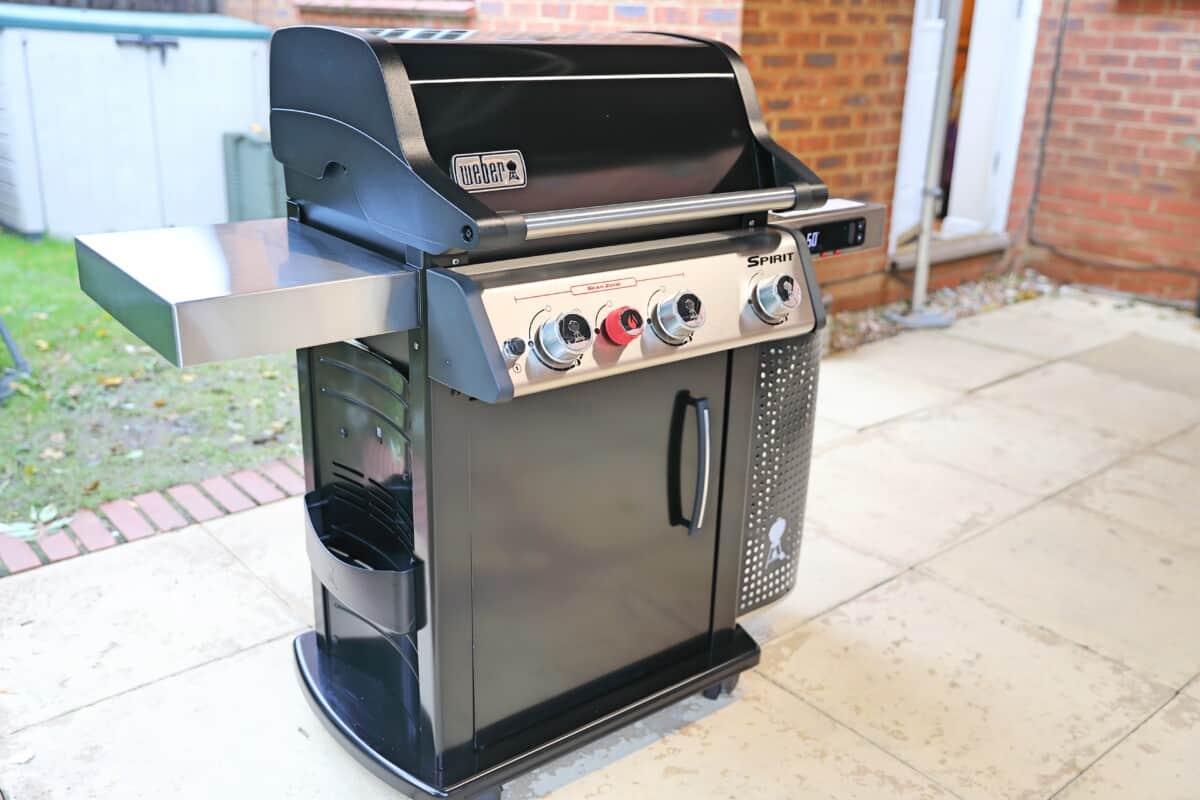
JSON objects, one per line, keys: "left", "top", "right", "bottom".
{"left": 602, "top": 306, "right": 644, "bottom": 346}
{"left": 651, "top": 290, "right": 706, "bottom": 345}
{"left": 534, "top": 310, "right": 592, "bottom": 369}
{"left": 751, "top": 273, "right": 801, "bottom": 324}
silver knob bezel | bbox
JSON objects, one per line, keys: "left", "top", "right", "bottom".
{"left": 533, "top": 309, "right": 592, "bottom": 369}
{"left": 651, "top": 289, "right": 706, "bottom": 345}
{"left": 751, "top": 273, "right": 802, "bottom": 324}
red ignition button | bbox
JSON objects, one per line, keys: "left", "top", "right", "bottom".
{"left": 603, "top": 306, "right": 644, "bottom": 346}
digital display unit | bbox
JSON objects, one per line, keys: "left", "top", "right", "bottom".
{"left": 801, "top": 217, "right": 867, "bottom": 255}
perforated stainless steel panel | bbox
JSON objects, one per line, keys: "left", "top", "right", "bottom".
{"left": 738, "top": 333, "right": 820, "bottom": 613}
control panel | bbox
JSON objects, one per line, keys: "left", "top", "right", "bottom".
{"left": 457, "top": 230, "right": 819, "bottom": 398}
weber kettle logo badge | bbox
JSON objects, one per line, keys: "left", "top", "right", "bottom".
{"left": 767, "top": 517, "right": 788, "bottom": 566}
{"left": 451, "top": 150, "right": 527, "bottom": 193}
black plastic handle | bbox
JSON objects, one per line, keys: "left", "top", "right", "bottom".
{"left": 688, "top": 396, "right": 712, "bottom": 537}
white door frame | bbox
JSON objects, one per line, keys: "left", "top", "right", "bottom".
{"left": 889, "top": 0, "right": 1043, "bottom": 253}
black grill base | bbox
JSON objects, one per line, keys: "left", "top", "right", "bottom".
{"left": 293, "top": 627, "right": 760, "bottom": 800}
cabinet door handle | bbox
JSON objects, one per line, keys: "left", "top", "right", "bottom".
{"left": 687, "top": 396, "right": 712, "bottom": 537}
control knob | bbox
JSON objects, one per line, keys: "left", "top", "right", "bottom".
{"left": 602, "top": 306, "right": 644, "bottom": 346}
{"left": 533, "top": 309, "right": 592, "bottom": 369}
{"left": 651, "top": 290, "right": 705, "bottom": 345}
{"left": 751, "top": 273, "right": 801, "bottom": 324}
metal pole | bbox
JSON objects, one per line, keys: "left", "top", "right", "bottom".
{"left": 888, "top": 0, "right": 963, "bottom": 329}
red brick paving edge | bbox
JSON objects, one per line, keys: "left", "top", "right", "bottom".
{"left": 0, "top": 458, "right": 306, "bottom": 578}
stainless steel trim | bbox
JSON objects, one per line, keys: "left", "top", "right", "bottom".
{"left": 522, "top": 187, "right": 799, "bottom": 241}
{"left": 75, "top": 219, "right": 420, "bottom": 367}
{"left": 769, "top": 199, "right": 886, "bottom": 256}
{"left": 409, "top": 73, "right": 735, "bottom": 85}
{"left": 692, "top": 400, "right": 711, "bottom": 535}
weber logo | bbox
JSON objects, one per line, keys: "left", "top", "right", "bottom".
{"left": 451, "top": 150, "right": 527, "bottom": 193}
{"left": 746, "top": 251, "right": 795, "bottom": 268}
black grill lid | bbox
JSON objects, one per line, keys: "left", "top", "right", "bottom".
{"left": 270, "top": 26, "right": 826, "bottom": 261}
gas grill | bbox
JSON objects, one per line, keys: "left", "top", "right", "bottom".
{"left": 76, "top": 26, "right": 882, "bottom": 800}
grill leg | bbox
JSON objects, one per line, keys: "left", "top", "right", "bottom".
{"left": 701, "top": 674, "right": 740, "bottom": 701}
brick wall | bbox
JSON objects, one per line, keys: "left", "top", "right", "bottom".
{"left": 224, "top": 0, "right": 743, "bottom": 44}
{"left": 740, "top": 0, "right": 986, "bottom": 311}
{"left": 1010, "top": 0, "right": 1200, "bottom": 302}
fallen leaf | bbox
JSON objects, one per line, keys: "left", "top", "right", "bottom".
{"left": 95, "top": 327, "right": 109, "bottom": 338}
{"left": 181, "top": 373, "right": 196, "bottom": 383}
{"left": 152, "top": 399, "right": 167, "bottom": 408}
{"left": 9, "top": 381, "right": 32, "bottom": 397}
{"left": 83, "top": 480, "right": 100, "bottom": 494}
{"left": 98, "top": 376, "right": 123, "bottom": 388}
{"left": 39, "top": 448, "right": 64, "bottom": 461}
{"left": 260, "top": 369, "right": 279, "bottom": 379}
{"left": 34, "top": 339, "right": 51, "bottom": 351}
{"left": 67, "top": 383, "right": 84, "bottom": 398}
{"left": 23, "top": 464, "right": 37, "bottom": 477}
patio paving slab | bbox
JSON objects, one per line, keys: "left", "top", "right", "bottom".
{"left": 926, "top": 500, "right": 1200, "bottom": 688}
{"left": 804, "top": 434, "right": 1033, "bottom": 566}
{"left": 976, "top": 361, "right": 1200, "bottom": 446}
{"left": 523, "top": 672, "right": 956, "bottom": 800}
{"left": 740, "top": 535, "right": 901, "bottom": 644}
{"left": 1070, "top": 333, "right": 1200, "bottom": 399}
{"left": 0, "top": 526, "right": 303, "bottom": 735}
{"left": 0, "top": 636, "right": 397, "bottom": 800}
{"left": 815, "top": 356, "right": 959, "bottom": 430}
{"left": 945, "top": 296, "right": 1129, "bottom": 359}
{"left": 833, "top": 329, "right": 1043, "bottom": 392}
{"left": 1155, "top": 423, "right": 1200, "bottom": 468}
{"left": 1055, "top": 693, "right": 1200, "bottom": 800}
{"left": 811, "top": 415, "right": 858, "bottom": 452}
{"left": 1063, "top": 452, "right": 1200, "bottom": 550}
{"left": 875, "top": 397, "right": 1130, "bottom": 497}
{"left": 761, "top": 572, "right": 1172, "bottom": 800}
{"left": 203, "top": 496, "right": 313, "bottom": 625}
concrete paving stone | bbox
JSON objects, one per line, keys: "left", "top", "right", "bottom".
{"left": 1063, "top": 453, "right": 1200, "bottom": 551}
{"left": 837, "top": 330, "right": 1043, "bottom": 392}
{"left": 1071, "top": 333, "right": 1200, "bottom": 399}
{"left": 0, "top": 526, "right": 303, "bottom": 734}
{"left": 98, "top": 499, "right": 155, "bottom": 541}
{"left": 978, "top": 361, "right": 1200, "bottom": 446}
{"left": 927, "top": 500, "right": 1200, "bottom": 688}
{"left": 167, "top": 483, "right": 224, "bottom": 523}
{"left": 0, "top": 637, "right": 398, "bottom": 800}
{"left": 230, "top": 469, "right": 286, "bottom": 504}
{"left": 36, "top": 531, "right": 78, "bottom": 562}
{"left": 762, "top": 572, "right": 1172, "bottom": 800}
{"left": 1055, "top": 693, "right": 1200, "bottom": 800}
{"left": 132, "top": 491, "right": 188, "bottom": 531}
{"left": 876, "top": 397, "right": 1131, "bottom": 496}
{"left": 1157, "top": 423, "right": 1200, "bottom": 467}
{"left": 518, "top": 672, "right": 957, "bottom": 800}
{"left": 804, "top": 433, "right": 1033, "bottom": 566}
{"left": 811, "top": 415, "right": 858, "bottom": 452}
{"left": 200, "top": 475, "right": 255, "bottom": 513}
{"left": 815, "top": 356, "right": 960, "bottom": 430}
{"left": 740, "top": 535, "right": 901, "bottom": 645}
{"left": 946, "top": 295, "right": 1128, "bottom": 359}
{"left": 203, "top": 497, "right": 313, "bottom": 625}
{"left": 66, "top": 509, "right": 117, "bottom": 551}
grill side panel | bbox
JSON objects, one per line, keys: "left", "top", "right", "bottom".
{"left": 738, "top": 333, "right": 820, "bottom": 614}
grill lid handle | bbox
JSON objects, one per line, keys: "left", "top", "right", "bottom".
{"left": 516, "top": 186, "right": 801, "bottom": 242}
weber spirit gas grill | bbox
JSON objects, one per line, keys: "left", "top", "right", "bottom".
{"left": 76, "top": 26, "right": 882, "bottom": 799}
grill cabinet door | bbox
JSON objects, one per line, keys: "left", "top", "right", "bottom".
{"left": 461, "top": 352, "right": 727, "bottom": 740}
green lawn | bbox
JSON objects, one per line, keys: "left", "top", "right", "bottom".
{"left": 0, "top": 234, "right": 299, "bottom": 527}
